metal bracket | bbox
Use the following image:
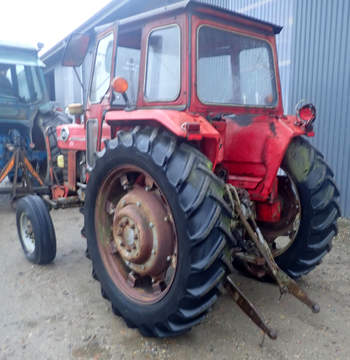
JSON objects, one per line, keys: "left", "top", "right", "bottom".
{"left": 225, "top": 184, "right": 320, "bottom": 313}
{"left": 224, "top": 275, "right": 277, "bottom": 340}
{"left": 0, "top": 146, "right": 47, "bottom": 200}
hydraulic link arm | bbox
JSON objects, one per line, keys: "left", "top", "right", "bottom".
{"left": 223, "top": 184, "right": 320, "bottom": 341}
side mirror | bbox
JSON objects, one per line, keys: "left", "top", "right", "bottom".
{"left": 62, "top": 33, "right": 90, "bottom": 67}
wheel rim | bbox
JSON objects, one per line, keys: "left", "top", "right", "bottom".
{"left": 20, "top": 213, "right": 35, "bottom": 254}
{"left": 95, "top": 165, "right": 178, "bottom": 304}
{"left": 259, "top": 169, "right": 301, "bottom": 257}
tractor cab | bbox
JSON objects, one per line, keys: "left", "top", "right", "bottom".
{"left": 0, "top": 42, "right": 49, "bottom": 123}
{"left": 62, "top": 1, "right": 296, "bottom": 197}
{"left": 64, "top": 1, "right": 283, "bottom": 115}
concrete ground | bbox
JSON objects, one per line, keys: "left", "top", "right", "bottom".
{"left": 0, "top": 196, "right": 349, "bottom": 360}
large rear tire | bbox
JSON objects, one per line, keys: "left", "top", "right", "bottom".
{"left": 263, "top": 137, "right": 340, "bottom": 278}
{"left": 84, "top": 127, "right": 232, "bottom": 337}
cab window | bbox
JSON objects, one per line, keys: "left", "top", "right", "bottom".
{"left": 197, "top": 26, "right": 277, "bottom": 107}
{"left": 113, "top": 29, "right": 141, "bottom": 106}
{"left": 145, "top": 25, "right": 181, "bottom": 102}
{"left": 90, "top": 32, "right": 114, "bottom": 103}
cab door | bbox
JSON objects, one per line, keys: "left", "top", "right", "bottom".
{"left": 85, "top": 27, "right": 116, "bottom": 168}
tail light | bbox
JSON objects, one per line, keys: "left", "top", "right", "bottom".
{"left": 298, "top": 104, "right": 316, "bottom": 122}
{"left": 295, "top": 101, "right": 316, "bottom": 131}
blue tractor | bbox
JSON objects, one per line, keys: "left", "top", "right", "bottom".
{"left": 0, "top": 41, "right": 69, "bottom": 196}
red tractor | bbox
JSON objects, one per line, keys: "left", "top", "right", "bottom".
{"left": 16, "top": 1, "right": 340, "bottom": 339}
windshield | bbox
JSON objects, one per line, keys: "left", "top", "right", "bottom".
{"left": 0, "top": 63, "right": 46, "bottom": 104}
{"left": 197, "top": 26, "right": 277, "bottom": 107}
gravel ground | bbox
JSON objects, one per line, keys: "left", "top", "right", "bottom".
{"left": 0, "top": 196, "right": 349, "bottom": 360}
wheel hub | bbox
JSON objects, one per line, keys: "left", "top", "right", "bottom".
{"left": 113, "top": 205, "right": 152, "bottom": 265}
{"left": 112, "top": 186, "right": 175, "bottom": 277}
{"left": 20, "top": 213, "right": 35, "bottom": 253}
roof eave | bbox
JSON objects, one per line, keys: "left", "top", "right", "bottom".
{"left": 41, "top": 0, "right": 130, "bottom": 63}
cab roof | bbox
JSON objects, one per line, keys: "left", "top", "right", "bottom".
{"left": 119, "top": 0, "right": 283, "bottom": 35}
{"left": 0, "top": 41, "right": 44, "bottom": 67}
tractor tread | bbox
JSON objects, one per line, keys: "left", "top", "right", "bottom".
{"left": 85, "top": 126, "right": 231, "bottom": 337}
{"left": 276, "top": 137, "right": 340, "bottom": 278}
{"left": 186, "top": 266, "right": 226, "bottom": 298}
{"left": 177, "top": 293, "right": 218, "bottom": 319}
{"left": 308, "top": 227, "right": 336, "bottom": 250}
{"left": 191, "top": 234, "right": 226, "bottom": 272}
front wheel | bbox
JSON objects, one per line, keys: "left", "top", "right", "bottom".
{"left": 260, "top": 137, "right": 340, "bottom": 278}
{"left": 84, "top": 127, "right": 232, "bottom": 337}
{"left": 16, "top": 195, "right": 56, "bottom": 264}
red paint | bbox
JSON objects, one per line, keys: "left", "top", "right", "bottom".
{"left": 217, "top": 115, "right": 306, "bottom": 201}
{"left": 57, "top": 123, "right": 110, "bottom": 151}
{"left": 57, "top": 124, "right": 86, "bottom": 151}
{"left": 51, "top": 185, "right": 68, "bottom": 199}
{"left": 67, "top": 151, "right": 77, "bottom": 191}
{"left": 256, "top": 177, "right": 281, "bottom": 222}
{"left": 256, "top": 200, "right": 281, "bottom": 223}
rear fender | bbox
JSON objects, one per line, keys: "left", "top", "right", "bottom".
{"left": 105, "top": 109, "right": 222, "bottom": 166}
{"left": 222, "top": 115, "right": 309, "bottom": 201}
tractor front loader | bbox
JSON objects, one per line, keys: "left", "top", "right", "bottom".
{"left": 15, "top": 1, "right": 340, "bottom": 340}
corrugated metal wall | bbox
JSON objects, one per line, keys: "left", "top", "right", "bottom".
{"left": 199, "top": 0, "right": 350, "bottom": 216}
{"left": 289, "top": 0, "right": 350, "bottom": 216}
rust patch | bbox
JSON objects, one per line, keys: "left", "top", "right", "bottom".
{"left": 224, "top": 114, "right": 254, "bottom": 127}
{"left": 269, "top": 122, "right": 277, "bottom": 136}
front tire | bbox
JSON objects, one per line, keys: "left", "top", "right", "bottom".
{"left": 16, "top": 195, "right": 56, "bottom": 264}
{"left": 84, "top": 127, "right": 232, "bottom": 337}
